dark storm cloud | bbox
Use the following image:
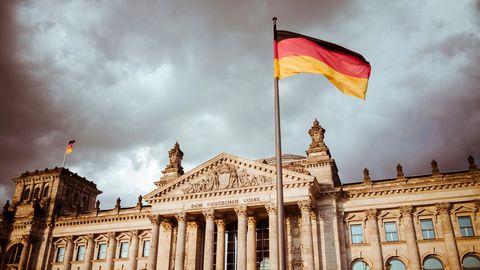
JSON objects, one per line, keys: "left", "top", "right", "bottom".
{"left": 1, "top": 1, "right": 479, "bottom": 206}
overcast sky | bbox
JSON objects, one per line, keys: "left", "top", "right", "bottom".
{"left": 1, "top": 0, "right": 479, "bottom": 208}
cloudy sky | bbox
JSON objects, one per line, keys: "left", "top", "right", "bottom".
{"left": 1, "top": 0, "right": 479, "bottom": 207}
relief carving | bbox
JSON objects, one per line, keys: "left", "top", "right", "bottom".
{"left": 182, "top": 163, "right": 272, "bottom": 194}
{"left": 365, "top": 208, "right": 378, "bottom": 220}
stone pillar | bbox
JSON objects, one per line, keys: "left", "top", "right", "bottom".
{"left": 365, "top": 209, "right": 383, "bottom": 269}
{"left": 158, "top": 219, "right": 173, "bottom": 270}
{"left": 62, "top": 236, "right": 74, "bottom": 270}
{"left": 186, "top": 220, "right": 200, "bottom": 269}
{"left": 147, "top": 216, "right": 160, "bottom": 270}
{"left": 235, "top": 206, "right": 247, "bottom": 270}
{"left": 399, "top": 206, "right": 421, "bottom": 270}
{"left": 298, "top": 200, "right": 315, "bottom": 270}
{"left": 83, "top": 234, "right": 95, "bottom": 270}
{"left": 265, "top": 204, "right": 278, "bottom": 270}
{"left": 174, "top": 212, "right": 187, "bottom": 270}
{"left": 129, "top": 230, "right": 140, "bottom": 270}
{"left": 18, "top": 235, "right": 31, "bottom": 270}
{"left": 285, "top": 216, "right": 293, "bottom": 270}
{"left": 247, "top": 216, "right": 257, "bottom": 270}
{"left": 311, "top": 211, "right": 320, "bottom": 270}
{"left": 202, "top": 210, "right": 215, "bottom": 270}
{"left": 436, "top": 203, "right": 461, "bottom": 270}
{"left": 106, "top": 232, "right": 117, "bottom": 270}
{"left": 215, "top": 219, "right": 226, "bottom": 270}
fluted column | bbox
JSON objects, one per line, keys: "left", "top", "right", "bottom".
{"left": 365, "top": 209, "right": 383, "bottom": 269}
{"left": 129, "top": 230, "right": 140, "bottom": 270}
{"left": 18, "top": 235, "right": 31, "bottom": 270}
{"left": 311, "top": 211, "right": 320, "bottom": 270}
{"left": 203, "top": 210, "right": 215, "bottom": 270}
{"left": 399, "top": 206, "right": 421, "bottom": 270}
{"left": 265, "top": 204, "right": 278, "bottom": 270}
{"left": 174, "top": 212, "right": 187, "bottom": 270}
{"left": 158, "top": 219, "right": 173, "bottom": 270}
{"left": 285, "top": 216, "right": 293, "bottom": 269}
{"left": 235, "top": 206, "right": 247, "bottom": 270}
{"left": 247, "top": 216, "right": 257, "bottom": 270}
{"left": 106, "top": 232, "right": 117, "bottom": 270}
{"left": 215, "top": 218, "right": 226, "bottom": 270}
{"left": 298, "top": 200, "right": 315, "bottom": 270}
{"left": 436, "top": 203, "right": 461, "bottom": 270}
{"left": 147, "top": 216, "right": 161, "bottom": 270}
{"left": 83, "top": 234, "right": 95, "bottom": 270}
{"left": 63, "top": 236, "right": 74, "bottom": 270}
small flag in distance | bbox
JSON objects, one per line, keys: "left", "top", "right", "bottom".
{"left": 66, "top": 140, "right": 76, "bottom": 154}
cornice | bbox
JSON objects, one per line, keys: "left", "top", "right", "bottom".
{"left": 54, "top": 212, "right": 151, "bottom": 227}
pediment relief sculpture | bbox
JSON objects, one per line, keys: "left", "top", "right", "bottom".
{"left": 182, "top": 163, "right": 272, "bottom": 194}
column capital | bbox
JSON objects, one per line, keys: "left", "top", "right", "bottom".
{"left": 399, "top": 205, "right": 414, "bottom": 217}
{"left": 203, "top": 209, "right": 215, "bottom": 220}
{"left": 85, "top": 234, "right": 95, "bottom": 241}
{"left": 265, "top": 203, "right": 277, "bottom": 215}
{"left": 247, "top": 216, "right": 257, "bottom": 226}
{"left": 298, "top": 199, "right": 312, "bottom": 212}
{"left": 215, "top": 218, "right": 226, "bottom": 228}
{"left": 235, "top": 205, "right": 247, "bottom": 217}
{"left": 187, "top": 220, "right": 199, "bottom": 228}
{"left": 63, "top": 235, "right": 74, "bottom": 244}
{"left": 310, "top": 210, "right": 318, "bottom": 221}
{"left": 436, "top": 202, "right": 451, "bottom": 214}
{"left": 107, "top": 232, "right": 116, "bottom": 240}
{"left": 129, "top": 230, "right": 139, "bottom": 239}
{"left": 149, "top": 214, "right": 163, "bottom": 225}
{"left": 365, "top": 208, "right": 378, "bottom": 220}
{"left": 161, "top": 219, "right": 173, "bottom": 230}
{"left": 21, "top": 235, "right": 31, "bottom": 244}
{"left": 175, "top": 212, "right": 187, "bottom": 222}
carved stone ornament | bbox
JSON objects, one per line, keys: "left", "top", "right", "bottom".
{"left": 365, "top": 208, "right": 378, "bottom": 220}
{"left": 234, "top": 206, "right": 247, "bottom": 217}
{"left": 363, "top": 168, "right": 371, "bottom": 183}
{"left": 399, "top": 205, "right": 413, "bottom": 217}
{"left": 247, "top": 216, "right": 257, "bottom": 226}
{"left": 265, "top": 203, "right": 277, "bottom": 215}
{"left": 130, "top": 230, "right": 139, "bottom": 239}
{"left": 468, "top": 155, "right": 477, "bottom": 170}
{"left": 431, "top": 160, "right": 440, "bottom": 174}
{"left": 86, "top": 234, "right": 95, "bottom": 241}
{"left": 215, "top": 219, "right": 226, "bottom": 227}
{"left": 203, "top": 209, "right": 215, "bottom": 220}
{"left": 182, "top": 163, "right": 272, "bottom": 194}
{"left": 298, "top": 200, "right": 312, "bottom": 212}
{"left": 175, "top": 212, "right": 187, "bottom": 222}
{"left": 396, "top": 164, "right": 404, "bottom": 178}
{"left": 162, "top": 142, "right": 184, "bottom": 175}
{"left": 308, "top": 119, "right": 325, "bottom": 149}
{"left": 187, "top": 221, "right": 199, "bottom": 228}
{"left": 107, "top": 232, "right": 116, "bottom": 240}
{"left": 436, "top": 202, "right": 451, "bottom": 215}
{"left": 149, "top": 215, "right": 162, "bottom": 225}
{"left": 161, "top": 219, "right": 173, "bottom": 230}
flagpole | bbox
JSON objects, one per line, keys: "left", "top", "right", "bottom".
{"left": 62, "top": 140, "right": 68, "bottom": 168}
{"left": 273, "top": 16, "right": 287, "bottom": 270}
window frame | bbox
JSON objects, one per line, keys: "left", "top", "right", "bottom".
{"left": 142, "top": 239, "right": 150, "bottom": 257}
{"left": 458, "top": 216, "right": 475, "bottom": 237}
{"left": 420, "top": 218, "right": 436, "bottom": 240}
{"left": 96, "top": 242, "right": 107, "bottom": 260}
{"left": 384, "top": 221, "right": 399, "bottom": 242}
{"left": 119, "top": 241, "right": 129, "bottom": 259}
{"left": 55, "top": 246, "right": 66, "bottom": 263}
{"left": 75, "top": 244, "right": 86, "bottom": 261}
{"left": 350, "top": 223, "right": 364, "bottom": 244}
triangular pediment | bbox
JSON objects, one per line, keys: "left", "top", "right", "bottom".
{"left": 144, "top": 153, "right": 314, "bottom": 202}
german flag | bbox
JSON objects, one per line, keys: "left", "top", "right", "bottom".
{"left": 274, "top": 30, "right": 371, "bottom": 100}
{"left": 66, "top": 140, "right": 76, "bottom": 154}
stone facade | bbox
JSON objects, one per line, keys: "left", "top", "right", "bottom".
{"left": 0, "top": 120, "right": 479, "bottom": 270}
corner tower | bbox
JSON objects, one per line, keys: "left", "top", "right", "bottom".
{"left": 155, "top": 142, "right": 184, "bottom": 187}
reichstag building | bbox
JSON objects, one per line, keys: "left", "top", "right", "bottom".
{"left": 0, "top": 120, "right": 479, "bottom": 270}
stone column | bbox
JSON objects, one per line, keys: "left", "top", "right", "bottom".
{"left": 83, "top": 234, "right": 95, "bottom": 270}
{"left": 158, "top": 219, "right": 173, "bottom": 270}
{"left": 202, "top": 210, "right": 215, "bottom": 270}
{"left": 298, "top": 200, "right": 315, "bottom": 270}
{"left": 147, "top": 215, "right": 160, "bottom": 270}
{"left": 62, "top": 236, "right": 74, "bottom": 270}
{"left": 265, "top": 204, "right": 278, "bottom": 270}
{"left": 285, "top": 216, "right": 293, "bottom": 269}
{"left": 436, "top": 203, "right": 461, "bottom": 270}
{"left": 186, "top": 220, "right": 200, "bottom": 269}
{"left": 215, "top": 218, "right": 226, "bottom": 270}
{"left": 247, "top": 216, "right": 257, "bottom": 270}
{"left": 399, "top": 206, "right": 421, "bottom": 270}
{"left": 18, "top": 235, "right": 31, "bottom": 270}
{"left": 106, "top": 232, "right": 117, "bottom": 270}
{"left": 129, "top": 230, "right": 140, "bottom": 270}
{"left": 310, "top": 211, "right": 320, "bottom": 270}
{"left": 174, "top": 212, "right": 187, "bottom": 270}
{"left": 235, "top": 206, "right": 247, "bottom": 270}
{"left": 365, "top": 209, "right": 383, "bottom": 269}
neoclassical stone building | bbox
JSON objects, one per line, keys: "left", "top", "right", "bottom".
{"left": 0, "top": 120, "right": 479, "bottom": 270}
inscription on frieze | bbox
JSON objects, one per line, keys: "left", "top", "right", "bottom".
{"left": 182, "top": 163, "right": 272, "bottom": 194}
{"left": 189, "top": 196, "right": 265, "bottom": 210}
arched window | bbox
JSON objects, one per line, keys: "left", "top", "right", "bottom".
{"left": 22, "top": 188, "right": 30, "bottom": 201}
{"left": 352, "top": 260, "right": 371, "bottom": 270}
{"left": 463, "top": 254, "right": 480, "bottom": 270}
{"left": 6, "top": 244, "right": 23, "bottom": 264}
{"left": 423, "top": 256, "right": 444, "bottom": 270}
{"left": 386, "top": 258, "right": 406, "bottom": 270}
{"left": 43, "top": 186, "right": 49, "bottom": 197}
{"left": 33, "top": 186, "right": 41, "bottom": 199}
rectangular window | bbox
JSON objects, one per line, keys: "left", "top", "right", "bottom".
{"left": 97, "top": 243, "right": 107, "bottom": 260}
{"left": 142, "top": 240, "right": 150, "bottom": 257}
{"left": 459, "top": 216, "right": 474, "bottom": 237}
{"left": 420, "top": 219, "right": 436, "bottom": 239}
{"left": 119, "top": 242, "right": 129, "bottom": 258}
{"left": 76, "top": 245, "right": 86, "bottom": 261}
{"left": 55, "top": 247, "right": 65, "bottom": 262}
{"left": 350, "top": 224, "right": 363, "bottom": 244}
{"left": 384, "top": 222, "right": 399, "bottom": 241}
